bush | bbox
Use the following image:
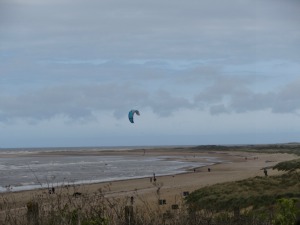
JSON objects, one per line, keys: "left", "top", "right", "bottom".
{"left": 273, "top": 198, "right": 299, "bottom": 225}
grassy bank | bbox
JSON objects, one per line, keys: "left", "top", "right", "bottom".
{"left": 186, "top": 172, "right": 300, "bottom": 211}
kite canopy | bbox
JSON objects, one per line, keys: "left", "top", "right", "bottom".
{"left": 128, "top": 110, "right": 140, "bottom": 123}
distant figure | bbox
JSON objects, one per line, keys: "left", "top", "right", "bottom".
{"left": 73, "top": 192, "right": 82, "bottom": 198}
{"left": 193, "top": 168, "right": 196, "bottom": 172}
{"left": 5, "top": 185, "right": 12, "bottom": 192}
{"left": 153, "top": 173, "right": 156, "bottom": 182}
{"left": 264, "top": 168, "right": 268, "bottom": 176}
{"left": 156, "top": 186, "right": 161, "bottom": 195}
{"left": 183, "top": 191, "right": 189, "bottom": 197}
{"left": 130, "top": 196, "right": 134, "bottom": 205}
{"left": 52, "top": 187, "right": 55, "bottom": 194}
{"left": 208, "top": 168, "right": 211, "bottom": 172}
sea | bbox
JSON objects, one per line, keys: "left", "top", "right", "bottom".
{"left": 0, "top": 146, "right": 223, "bottom": 192}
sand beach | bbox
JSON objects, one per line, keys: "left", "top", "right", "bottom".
{"left": 0, "top": 147, "right": 298, "bottom": 211}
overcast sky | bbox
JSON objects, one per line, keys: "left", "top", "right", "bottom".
{"left": 0, "top": 0, "right": 300, "bottom": 148}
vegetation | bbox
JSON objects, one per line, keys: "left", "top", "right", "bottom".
{"left": 273, "top": 158, "right": 300, "bottom": 173}
{"left": 273, "top": 198, "right": 299, "bottom": 225}
{"left": 185, "top": 158, "right": 300, "bottom": 225}
{"left": 186, "top": 173, "right": 300, "bottom": 211}
{"left": 1, "top": 173, "right": 299, "bottom": 224}
{"left": 192, "top": 143, "right": 300, "bottom": 155}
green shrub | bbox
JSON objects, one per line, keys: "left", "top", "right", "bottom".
{"left": 273, "top": 198, "right": 298, "bottom": 225}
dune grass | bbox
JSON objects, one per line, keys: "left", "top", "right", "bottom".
{"left": 186, "top": 172, "right": 300, "bottom": 212}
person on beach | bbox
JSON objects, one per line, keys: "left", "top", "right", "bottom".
{"left": 130, "top": 196, "right": 134, "bottom": 205}
{"left": 264, "top": 168, "right": 268, "bottom": 176}
{"left": 5, "top": 185, "right": 12, "bottom": 191}
{"left": 153, "top": 173, "right": 156, "bottom": 182}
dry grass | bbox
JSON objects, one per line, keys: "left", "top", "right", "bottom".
{"left": 0, "top": 173, "right": 298, "bottom": 225}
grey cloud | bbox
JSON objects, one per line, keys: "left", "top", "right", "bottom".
{"left": 229, "top": 90, "right": 300, "bottom": 115}
{"left": 0, "top": 84, "right": 193, "bottom": 122}
{"left": 2, "top": 0, "right": 300, "bottom": 62}
{"left": 1, "top": 0, "right": 300, "bottom": 122}
{"left": 228, "top": 78, "right": 300, "bottom": 114}
{"left": 0, "top": 84, "right": 148, "bottom": 121}
{"left": 194, "top": 75, "right": 252, "bottom": 104}
{"left": 229, "top": 92, "right": 275, "bottom": 113}
{"left": 271, "top": 80, "right": 300, "bottom": 113}
{"left": 210, "top": 104, "right": 231, "bottom": 115}
{"left": 0, "top": 76, "right": 299, "bottom": 123}
{"left": 43, "top": 58, "right": 205, "bottom": 71}
{"left": 150, "top": 90, "right": 193, "bottom": 117}
{"left": 194, "top": 75, "right": 300, "bottom": 115}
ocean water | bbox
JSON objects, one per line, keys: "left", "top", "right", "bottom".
{"left": 0, "top": 147, "right": 221, "bottom": 192}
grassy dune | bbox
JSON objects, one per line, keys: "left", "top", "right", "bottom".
{"left": 186, "top": 156, "right": 300, "bottom": 225}
{"left": 187, "top": 173, "right": 300, "bottom": 211}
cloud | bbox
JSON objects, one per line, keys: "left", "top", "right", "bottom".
{"left": 200, "top": 77, "right": 300, "bottom": 115}
{"left": 271, "top": 79, "right": 300, "bottom": 113}
{"left": 210, "top": 104, "right": 231, "bottom": 115}
{"left": 150, "top": 90, "right": 193, "bottom": 117}
{"left": 0, "top": 84, "right": 147, "bottom": 121}
{"left": 1, "top": 74, "right": 300, "bottom": 124}
{"left": 2, "top": 0, "right": 300, "bottom": 62}
{"left": 0, "top": 83, "right": 194, "bottom": 122}
{"left": 0, "top": 0, "right": 300, "bottom": 147}
{"left": 194, "top": 74, "right": 253, "bottom": 104}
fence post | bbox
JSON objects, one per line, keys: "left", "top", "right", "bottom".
{"left": 125, "top": 205, "right": 134, "bottom": 225}
{"left": 234, "top": 207, "right": 240, "bottom": 221}
{"left": 27, "top": 201, "right": 39, "bottom": 225}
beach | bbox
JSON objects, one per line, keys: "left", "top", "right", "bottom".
{"left": 0, "top": 147, "right": 298, "bottom": 210}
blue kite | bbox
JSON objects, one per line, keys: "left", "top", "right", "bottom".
{"left": 128, "top": 110, "right": 140, "bottom": 123}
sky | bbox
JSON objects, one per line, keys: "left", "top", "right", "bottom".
{"left": 0, "top": 0, "right": 300, "bottom": 148}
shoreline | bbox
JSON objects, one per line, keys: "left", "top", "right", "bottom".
{"left": 0, "top": 159, "right": 219, "bottom": 194}
{"left": 0, "top": 147, "right": 225, "bottom": 193}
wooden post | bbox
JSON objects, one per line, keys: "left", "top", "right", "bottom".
{"left": 27, "top": 201, "right": 39, "bottom": 225}
{"left": 172, "top": 204, "right": 179, "bottom": 210}
{"left": 125, "top": 205, "right": 134, "bottom": 225}
{"left": 234, "top": 207, "right": 240, "bottom": 221}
